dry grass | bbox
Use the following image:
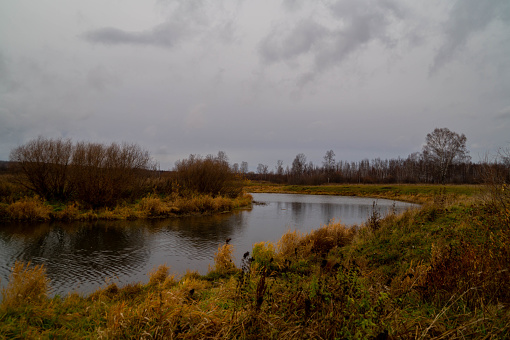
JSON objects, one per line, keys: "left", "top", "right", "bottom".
{"left": 6, "top": 196, "right": 51, "bottom": 221}
{"left": 148, "top": 264, "right": 176, "bottom": 288}
{"left": 1, "top": 193, "right": 252, "bottom": 222}
{"left": 0, "top": 261, "right": 48, "bottom": 310}
{"left": 209, "top": 243, "right": 237, "bottom": 275}
{"left": 138, "top": 195, "right": 175, "bottom": 217}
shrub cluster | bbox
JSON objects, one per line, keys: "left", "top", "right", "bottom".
{"left": 9, "top": 137, "right": 157, "bottom": 207}
{"left": 174, "top": 153, "right": 244, "bottom": 198}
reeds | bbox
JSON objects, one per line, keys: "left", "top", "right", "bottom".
{"left": 209, "top": 243, "right": 237, "bottom": 275}
{"left": 1, "top": 261, "right": 48, "bottom": 310}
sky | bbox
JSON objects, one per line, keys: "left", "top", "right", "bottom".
{"left": 1, "top": 0, "right": 509, "bottom": 171}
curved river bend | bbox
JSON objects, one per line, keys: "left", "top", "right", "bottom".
{"left": 0, "top": 193, "right": 417, "bottom": 297}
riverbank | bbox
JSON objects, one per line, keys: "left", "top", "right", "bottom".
{"left": 247, "top": 181, "right": 481, "bottom": 204}
{"left": 1, "top": 185, "right": 508, "bottom": 339}
{"left": 0, "top": 193, "right": 253, "bottom": 222}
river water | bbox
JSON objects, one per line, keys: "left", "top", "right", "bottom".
{"left": 0, "top": 193, "right": 417, "bottom": 297}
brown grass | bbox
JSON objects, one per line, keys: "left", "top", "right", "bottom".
{"left": 209, "top": 243, "right": 237, "bottom": 275}
{"left": 0, "top": 261, "right": 48, "bottom": 310}
{"left": 6, "top": 196, "right": 51, "bottom": 221}
{"left": 148, "top": 264, "right": 176, "bottom": 288}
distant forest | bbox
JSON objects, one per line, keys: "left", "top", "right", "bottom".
{"left": 4, "top": 129, "right": 509, "bottom": 186}
{"left": 244, "top": 152, "right": 493, "bottom": 185}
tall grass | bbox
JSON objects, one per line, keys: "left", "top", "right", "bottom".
{"left": 1, "top": 261, "right": 48, "bottom": 310}
{"left": 6, "top": 196, "right": 51, "bottom": 221}
{"left": 2, "top": 193, "right": 252, "bottom": 221}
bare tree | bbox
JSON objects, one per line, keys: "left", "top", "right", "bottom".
{"left": 240, "top": 161, "right": 249, "bottom": 174}
{"left": 257, "top": 163, "right": 269, "bottom": 179}
{"left": 422, "top": 127, "right": 470, "bottom": 184}
{"left": 291, "top": 153, "right": 307, "bottom": 176}
{"left": 322, "top": 150, "right": 336, "bottom": 171}
{"left": 71, "top": 141, "right": 155, "bottom": 207}
{"left": 10, "top": 137, "right": 155, "bottom": 206}
{"left": 275, "top": 160, "right": 284, "bottom": 176}
{"left": 231, "top": 163, "right": 240, "bottom": 173}
{"left": 9, "top": 137, "right": 74, "bottom": 201}
{"left": 323, "top": 150, "right": 336, "bottom": 183}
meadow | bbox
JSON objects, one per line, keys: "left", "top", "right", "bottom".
{"left": 1, "top": 183, "right": 508, "bottom": 339}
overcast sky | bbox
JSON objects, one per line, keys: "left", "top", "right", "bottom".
{"left": 1, "top": 0, "right": 509, "bottom": 170}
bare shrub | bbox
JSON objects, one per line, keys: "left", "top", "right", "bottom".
{"left": 1, "top": 261, "right": 48, "bottom": 310}
{"left": 174, "top": 153, "right": 244, "bottom": 198}
{"left": 72, "top": 141, "right": 156, "bottom": 208}
{"left": 9, "top": 137, "right": 74, "bottom": 201}
{"left": 9, "top": 138, "right": 157, "bottom": 207}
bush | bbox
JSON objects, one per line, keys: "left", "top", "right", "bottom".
{"left": 174, "top": 153, "right": 244, "bottom": 198}
{"left": 9, "top": 137, "right": 157, "bottom": 208}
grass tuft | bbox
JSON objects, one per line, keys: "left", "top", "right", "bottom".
{"left": 209, "top": 243, "right": 237, "bottom": 276}
{"left": 1, "top": 261, "right": 48, "bottom": 310}
{"left": 6, "top": 196, "right": 51, "bottom": 221}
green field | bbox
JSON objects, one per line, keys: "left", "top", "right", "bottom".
{"left": 247, "top": 182, "right": 481, "bottom": 203}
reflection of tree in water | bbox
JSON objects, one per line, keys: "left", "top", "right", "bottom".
{"left": 0, "top": 220, "right": 149, "bottom": 294}
{"left": 157, "top": 211, "right": 247, "bottom": 249}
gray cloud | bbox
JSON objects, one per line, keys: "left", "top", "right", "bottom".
{"left": 83, "top": 21, "right": 194, "bottom": 47}
{"left": 2, "top": 0, "right": 510, "bottom": 168}
{"left": 259, "top": 19, "right": 329, "bottom": 64}
{"left": 258, "top": 0, "right": 410, "bottom": 86}
{"left": 83, "top": 0, "right": 237, "bottom": 47}
{"left": 431, "top": 0, "right": 510, "bottom": 72}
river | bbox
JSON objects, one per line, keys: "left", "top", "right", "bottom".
{"left": 0, "top": 193, "right": 417, "bottom": 297}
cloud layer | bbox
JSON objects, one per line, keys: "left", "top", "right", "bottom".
{"left": 1, "top": 0, "right": 509, "bottom": 169}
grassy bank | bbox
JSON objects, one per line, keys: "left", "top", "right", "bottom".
{"left": 247, "top": 181, "right": 481, "bottom": 204}
{"left": 0, "top": 193, "right": 253, "bottom": 222}
{"left": 1, "top": 185, "right": 508, "bottom": 339}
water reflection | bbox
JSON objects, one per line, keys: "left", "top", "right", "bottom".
{"left": 0, "top": 193, "right": 417, "bottom": 297}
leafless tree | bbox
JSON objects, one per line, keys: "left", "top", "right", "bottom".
{"left": 10, "top": 137, "right": 155, "bottom": 206}
{"left": 422, "top": 128, "right": 470, "bottom": 184}
{"left": 257, "top": 163, "right": 269, "bottom": 179}
{"left": 276, "top": 160, "right": 284, "bottom": 176}
{"left": 9, "top": 137, "right": 74, "bottom": 201}
{"left": 323, "top": 150, "right": 336, "bottom": 172}
{"left": 174, "top": 153, "right": 243, "bottom": 198}
{"left": 240, "top": 161, "right": 249, "bottom": 174}
{"left": 291, "top": 153, "right": 307, "bottom": 176}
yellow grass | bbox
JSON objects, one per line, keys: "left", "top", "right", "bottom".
{"left": 6, "top": 196, "right": 51, "bottom": 221}
{"left": 0, "top": 261, "right": 48, "bottom": 310}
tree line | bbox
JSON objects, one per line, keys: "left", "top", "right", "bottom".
{"left": 6, "top": 128, "right": 509, "bottom": 209}
{"left": 247, "top": 128, "right": 508, "bottom": 185}
{"left": 7, "top": 138, "right": 244, "bottom": 208}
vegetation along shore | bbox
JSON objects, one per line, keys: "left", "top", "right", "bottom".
{"left": 1, "top": 180, "right": 509, "bottom": 338}
{"left": 0, "top": 138, "right": 252, "bottom": 222}
{"left": 0, "top": 135, "right": 509, "bottom": 338}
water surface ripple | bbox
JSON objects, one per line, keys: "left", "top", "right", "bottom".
{"left": 0, "top": 193, "right": 417, "bottom": 297}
